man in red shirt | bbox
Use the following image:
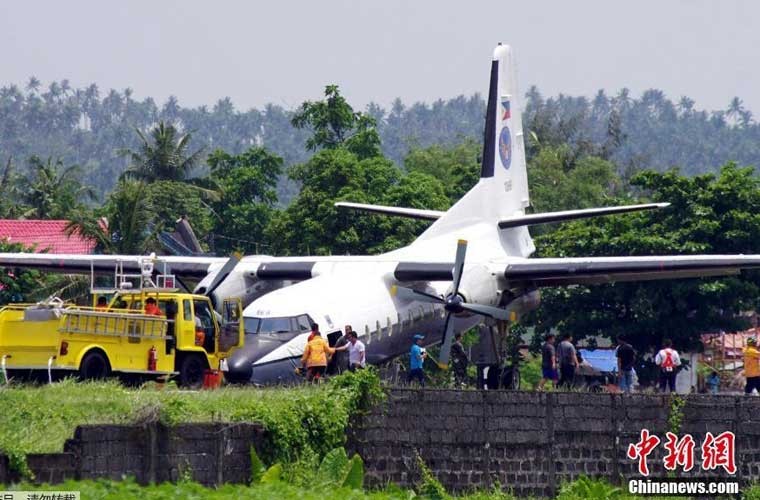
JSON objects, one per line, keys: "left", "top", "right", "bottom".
{"left": 144, "top": 297, "right": 162, "bottom": 316}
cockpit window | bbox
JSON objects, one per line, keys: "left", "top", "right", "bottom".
{"left": 244, "top": 317, "right": 260, "bottom": 335}
{"left": 260, "top": 317, "right": 291, "bottom": 334}
{"left": 245, "top": 315, "right": 313, "bottom": 334}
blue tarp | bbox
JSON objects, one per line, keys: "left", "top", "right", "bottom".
{"left": 579, "top": 349, "right": 617, "bottom": 373}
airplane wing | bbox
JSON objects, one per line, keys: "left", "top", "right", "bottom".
{"left": 499, "top": 255, "right": 760, "bottom": 286}
{"left": 393, "top": 255, "right": 760, "bottom": 286}
{"left": 0, "top": 253, "right": 228, "bottom": 279}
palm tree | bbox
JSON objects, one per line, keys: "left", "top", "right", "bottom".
{"left": 18, "top": 156, "right": 96, "bottom": 219}
{"left": 65, "top": 180, "right": 156, "bottom": 254}
{"left": 726, "top": 97, "right": 744, "bottom": 126}
{"left": 120, "top": 121, "right": 206, "bottom": 183}
{"left": 26, "top": 76, "right": 41, "bottom": 94}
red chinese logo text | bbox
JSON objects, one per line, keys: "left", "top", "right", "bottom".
{"left": 627, "top": 429, "right": 735, "bottom": 476}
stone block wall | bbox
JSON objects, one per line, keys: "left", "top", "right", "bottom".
{"left": 348, "top": 390, "right": 760, "bottom": 497}
{"left": 1, "top": 422, "right": 266, "bottom": 486}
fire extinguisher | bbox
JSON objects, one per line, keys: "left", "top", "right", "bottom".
{"left": 148, "top": 345, "right": 157, "bottom": 371}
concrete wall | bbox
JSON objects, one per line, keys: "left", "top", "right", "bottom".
{"left": 348, "top": 389, "right": 760, "bottom": 498}
{"left": 1, "top": 422, "right": 266, "bottom": 486}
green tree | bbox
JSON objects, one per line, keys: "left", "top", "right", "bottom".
{"left": 291, "top": 85, "right": 381, "bottom": 159}
{"left": 206, "top": 147, "right": 283, "bottom": 254}
{"left": 271, "top": 148, "right": 449, "bottom": 255}
{"left": 145, "top": 181, "right": 214, "bottom": 242}
{"left": 17, "top": 155, "right": 95, "bottom": 219}
{"left": 0, "top": 157, "right": 31, "bottom": 218}
{"left": 403, "top": 139, "right": 480, "bottom": 203}
{"left": 529, "top": 163, "right": 760, "bottom": 358}
{"left": 120, "top": 121, "right": 205, "bottom": 183}
{"left": 65, "top": 179, "right": 157, "bottom": 254}
{"left": 527, "top": 146, "right": 621, "bottom": 216}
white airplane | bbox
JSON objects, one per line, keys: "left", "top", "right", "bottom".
{"left": 4, "top": 44, "right": 760, "bottom": 385}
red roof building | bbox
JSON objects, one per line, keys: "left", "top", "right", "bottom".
{"left": 0, "top": 220, "right": 96, "bottom": 254}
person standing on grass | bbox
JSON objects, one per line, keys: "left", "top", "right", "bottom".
{"left": 335, "top": 330, "right": 366, "bottom": 371}
{"left": 616, "top": 336, "right": 636, "bottom": 394}
{"left": 538, "top": 333, "right": 557, "bottom": 390}
{"left": 743, "top": 337, "right": 760, "bottom": 395}
{"left": 332, "top": 325, "right": 352, "bottom": 374}
{"left": 655, "top": 339, "right": 681, "bottom": 393}
{"left": 556, "top": 333, "right": 578, "bottom": 389}
{"left": 451, "top": 333, "right": 470, "bottom": 387}
{"left": 408, "top": 334, "right": 427, "bottom": 386}
{"left": 300, "top": 325, "right": 335, "bottom": 383}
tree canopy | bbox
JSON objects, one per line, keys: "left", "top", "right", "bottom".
{"left": 530, "top": 163, "right": 760, "bottom": 356}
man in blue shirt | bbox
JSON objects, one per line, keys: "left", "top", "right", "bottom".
{"left": 408, "top": 334, "right": 427, "bottom": 386}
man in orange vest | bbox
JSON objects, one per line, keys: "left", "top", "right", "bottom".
{"left": 144, "top": 297, "right": 162, "bottom": 316}
{"left": 655, "top": 339, "right": 681, "bottom": 393}
{"left": 300, "top": 324, "right": 335, "bottom": 383}
{"left": 743, "top": 337, "right": 760, "bottom": 395}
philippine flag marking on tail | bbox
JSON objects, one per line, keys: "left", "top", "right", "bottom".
{"left": 501, "top": 100, "right": 511, "bottom": 120}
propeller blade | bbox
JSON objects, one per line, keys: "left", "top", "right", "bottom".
{"left": 460, "top": 302, "right": 511, "bottom": 321}
{"left": 451, "top": 239, "right": 467, "bottom": 296}
{"left": 391, "top": 285, "right": 443, "bottom": 304}
{"left": 204, "top": 253, "right": 241, "bottom": 299}
{"left": 437, "top": 312, "right": 456, "bottom": 369}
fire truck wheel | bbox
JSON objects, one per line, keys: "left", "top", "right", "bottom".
{"left": 79, "top": 350, "right": 111, "bottom": 380}
{"left": 179, "top": 354, "right": 205, "bottom": 389}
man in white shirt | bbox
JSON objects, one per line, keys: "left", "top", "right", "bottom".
{"left": 655, "top": 339, "right": 681, "bottom": 393}
{"left": 337, "top": 331, "right": 366, "bottom": 370}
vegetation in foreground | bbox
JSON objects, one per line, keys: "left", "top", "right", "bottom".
{"left": 7, "top": 475, "right": 756, "bottom": 500}
{"left": 0, "top": 368, "right": 382, "bottom": 475}
{"left": 0, "top": 373, "right": 754, "bottom": 499}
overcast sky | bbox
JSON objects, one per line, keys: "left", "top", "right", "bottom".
{"left": 1, "top": 1, "right": 758, "bottom": 114}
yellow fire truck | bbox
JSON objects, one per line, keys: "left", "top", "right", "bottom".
{"left": 0, "top": 258, "right": 243, "bottom": 388}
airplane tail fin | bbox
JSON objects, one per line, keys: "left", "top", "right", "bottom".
{"left": 416, "top": 44, "right": 533, "bottom": 255}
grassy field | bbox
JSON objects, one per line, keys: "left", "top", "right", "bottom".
{"left": 0, "top": 369, "right": 381, "bottom": 475}
{"left": 0, "top": 373, "right": 753, "bottom": 499}
{"left": 6, "top": 476, "right": 749, "bottom": 500}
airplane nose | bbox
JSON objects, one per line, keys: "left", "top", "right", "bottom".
{"left": 225, "top": 347, "right": 255, "bottom": 383}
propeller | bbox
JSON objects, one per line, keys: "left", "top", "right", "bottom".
{"left": 203, "top": 253, "right": 241, "bottom": 307}
{"left": 391, "top": 239, "right": 510, "bottom": 369}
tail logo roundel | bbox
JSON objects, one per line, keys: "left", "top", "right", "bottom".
{"left": 498, "top": 126, "right": 512, "bottom": 169}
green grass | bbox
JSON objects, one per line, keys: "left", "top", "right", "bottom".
{"left": 10, "top": 476, "right": 754, "bottom": 499}
{"left": 0, "top": 368, "right": 382, "bottom": 473}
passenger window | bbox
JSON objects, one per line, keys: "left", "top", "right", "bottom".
{"left": 183, "top": 300, "right": 192, "bottom": 321}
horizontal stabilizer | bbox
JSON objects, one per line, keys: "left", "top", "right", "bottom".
{"left": 497, "top": 203, "right": 669, "bottom": 229}
{"left": 335, "top": 202, "right": 444, "bottom": 221}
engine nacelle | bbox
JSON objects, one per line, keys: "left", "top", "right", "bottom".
{"left": 504, "top": 289, "right": 541, "bottom": 321}
{"left": 195, "top": 267, "right": 276, "bottom": 311}
{"left": 450, "top": 264, "right": 500, "bottom": 307}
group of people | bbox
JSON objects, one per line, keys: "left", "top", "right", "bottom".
{"left": 299, "top": 326, "right": 470, "bottom": 387}
{"left": 539, "top": 333, "right": 683, "bottom": 393}
{"left": 299, "top": 324, "right": 366, "bottom": 382}
{"left": 539, "top": 333, "right": 580, "bottom": 390}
